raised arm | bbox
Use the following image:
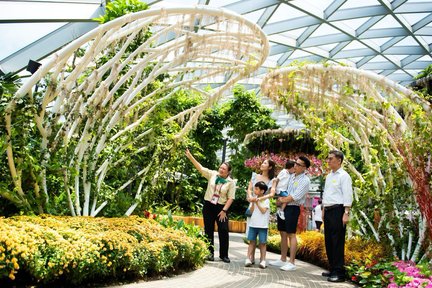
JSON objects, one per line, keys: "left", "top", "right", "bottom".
{"left": 185, "top": 148, "right": 203, "bottom": 172}
{"left": 246, "top": 179, "right": 254, "bottom": 202}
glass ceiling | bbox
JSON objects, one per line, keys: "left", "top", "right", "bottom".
{"left": 1, "top": 0, "right": 431, "bottom": 88}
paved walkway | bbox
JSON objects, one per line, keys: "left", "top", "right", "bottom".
{"left": 108, "top": 233, "right": 357, "bottom": 288}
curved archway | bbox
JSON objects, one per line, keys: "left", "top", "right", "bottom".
{"left": 3, "top": 7, "right": 268, "bottom": 216}
{"left": 261, "top": 64, "right": 432, "bottom": 259}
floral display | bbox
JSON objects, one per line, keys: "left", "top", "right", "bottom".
{"left": 346, "top": 259, "right": 432, "bottom": 287}
{"left": 244, "top": 152, "right": 323, "bottom": 177}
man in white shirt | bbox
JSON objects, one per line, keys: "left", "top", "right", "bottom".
{"left": 322, "top": 150, "right": 353, "bottom": 283}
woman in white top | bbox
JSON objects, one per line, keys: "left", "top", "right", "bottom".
{"left": 246, "top": 159, "right": 276, "bottom": 264}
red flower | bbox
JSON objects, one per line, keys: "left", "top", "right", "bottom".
{"left": 351, "top": 275, "right": 358, "bottom": 282}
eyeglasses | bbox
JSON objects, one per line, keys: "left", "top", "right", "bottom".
{"left": 295, "top": 162, "right": 305, "bottom": 167}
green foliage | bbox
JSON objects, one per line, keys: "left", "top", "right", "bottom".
{"left": 94, "top": 0, "right": 149, "bottom": 24}
{"left": 414, "top": 64, "right": 432, "bottom": 80}
{"left": 222, "top": 85, "right": 278, "bottom": 149}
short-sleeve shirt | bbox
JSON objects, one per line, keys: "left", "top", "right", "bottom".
{"left": 276, "top": 169, "right": 293, "bottom": 194}
{"left": 285, "top": 172, "right": 310, "bottom": 206}
{"left": 200, "top": 167, "right": 236, "bottom": 204}
{"left": 248, "top": 198, "right": 270, "bottom": 228}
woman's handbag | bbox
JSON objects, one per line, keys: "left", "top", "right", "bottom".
{"left": 244, "top": 207, "right": 252, "bottom": 218}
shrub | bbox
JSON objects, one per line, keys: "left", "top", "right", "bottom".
{"left": 266, "top": 231, "right": 390, "bottom": 271}
{"left": 0, "top": 215, "right": 208, "bottom": 286}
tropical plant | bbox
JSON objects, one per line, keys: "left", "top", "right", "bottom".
{"left": 261, "top": 63, "right": 432, "bottom": 262}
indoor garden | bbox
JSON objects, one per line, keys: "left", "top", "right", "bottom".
{"left": 0, "top": 0, "right": 431, "bottom": 287}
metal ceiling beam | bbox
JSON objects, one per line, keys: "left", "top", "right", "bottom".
{"left": 263, "top": 16, "right": 321, "bottom": 35}
{"left": 257, "top": 4, "right": 279, "bottom": 28}
{"left": 324, "top": 0, "right": 346, "bottom": 19}
{"left": 356, "top": 16, "right": 384, "bottom": 36}
{"left": 412, "top": 14, "right": 432, "bottom": 32}
{"left": 282, "top": 1, "right": 405, "bottom": 75}
{"left": 329, "top": 41, "right": 350, "bottom": 57}
{"left": 334, "top": 48, "right": 375, "bottom": 59}
{"left": 380, "top": 36, "right": 404, "bottom": 51}
{"left": 401, "top": 54, "right": 423, "bottom": 67}
{"left": 378, "top": 0, "right": 430, "bottom": 56}
{"left": 328, "top": 5, "right": 388, "bottom": 21}
{"left": 394, "top": 2, "right": 432, "bottom": 13}
{"left": 385, "top": 46, "right": 425, "bottom": 55}
{"left": 270, "top": 44, "right": 290, "bottom": 56}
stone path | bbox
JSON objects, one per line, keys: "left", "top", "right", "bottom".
{"left": 107, "top": 233, "right": 357, "bottom": 288}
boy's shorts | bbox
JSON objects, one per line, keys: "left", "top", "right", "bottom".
{"left": 247, "top": 227, "right": 268, "bottom": 244}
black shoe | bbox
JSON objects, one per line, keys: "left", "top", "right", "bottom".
{"left": 322, "top": 271, "right": 331, "bottom": 277}
{"left": 220, "top": 256, "right": 231, "bottom": 263}
{"left": 327, "top": 276, "right": 345, "bottom": 283}
{"left": 207, "top": 255, "right": 214, "bottom": 261}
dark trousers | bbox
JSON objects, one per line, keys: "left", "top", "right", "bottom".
{"left": 203, "top": 200, "right": 229, "bottom": 257}
{"left": 324, "top": 205, "right": 346, "bottom": 277}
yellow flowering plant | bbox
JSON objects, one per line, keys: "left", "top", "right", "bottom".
{"left": 0, "top": 215, "right": 207, "bottom": 286}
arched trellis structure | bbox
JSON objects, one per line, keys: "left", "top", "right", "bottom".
{"left": 261, "top": 64, "right": 432, "bottom": 261}
{"left": 3, "top": 7, "right": 268, "bottom": 216}
{"left": 243, "top": 127, "right": 308, "bottom": 146}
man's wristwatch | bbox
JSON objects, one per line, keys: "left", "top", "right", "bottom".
{"left": 344, "top": 210, "right": 350, "bottom": 215}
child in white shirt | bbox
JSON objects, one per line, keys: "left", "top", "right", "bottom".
{"left": 273, "top": 160, "right": 296, "bottom": 220}
{"left": 245, "top": 181, "right": 270, "bottom": 269}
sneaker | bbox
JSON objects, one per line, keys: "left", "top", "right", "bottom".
{"left": 269, "top": 259, "right": 287, "bottom": 267}
{"left": 259, "top": 260, "right": 266, "bottom": 269}
{"left": 245, "top": 259, "right": 253, "bottom": 267}
{"left": 277, "top": 209, "right": 285, "bottom": 220}
{"left": 280, "top": 262, "right": 296, "bottom": 271}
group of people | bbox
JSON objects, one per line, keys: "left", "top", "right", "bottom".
{"left": 185, "top": 149, "right": 353, "bottom": 283}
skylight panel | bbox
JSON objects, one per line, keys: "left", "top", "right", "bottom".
{"left": 0, "top": 1, "right": 100, "bottom": 20}
{"left": 308, "top": 23, "right": 341, "bottom": 37}
{"left": 0, "top": 23, "right": 64, "bottom": 60}
{"left": 331, "top": 18, "right": 369, "bottom": 32}
{"left": 369, "top": 14, "right": 401, "bottom": 29}
{"left": 340, "top": 0, "right": 380, "bottom": 9}
{"left": 392, "top": 36, "right": 417, "bottom": 46}
{"left": 242, "top": 8, "right": 266, "bottom": 24}
{"left": 279, "top": 28, "right": 308, "bottom": 40}
{"left": 268, "top": 4, "right": 306, "bottom": 23}
{"left": 343, "top": 40, "right": 369, "bottom": 50}
{"left": 368, "top": 55, "right": 388, "bottom": 62}
{"left": 289, "top": 49, "right": 312, "bottom": 58}
{"left": 400, "top": 13, "right": 431, "bottom": 26}
{"left": 315, "top": 43, "right": 339, "bottom": 52}
{"left": 417, "top": 55, "right": 432, "bottom": 61}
